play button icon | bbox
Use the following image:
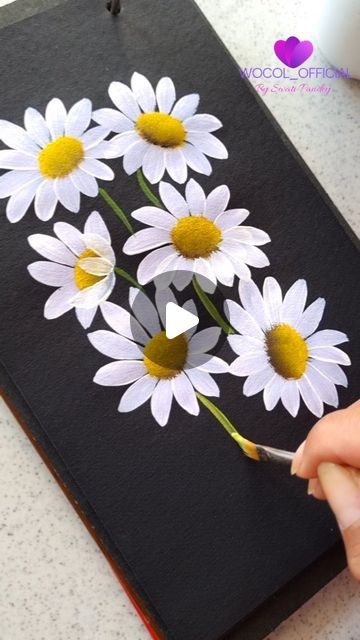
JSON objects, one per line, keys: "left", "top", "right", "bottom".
{"left": 165, "top": 302, "right": 199, "bottom": 340}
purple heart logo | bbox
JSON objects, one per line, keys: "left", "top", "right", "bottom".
{"left": 274, "top": 36, "right": 313, "bottom": 68}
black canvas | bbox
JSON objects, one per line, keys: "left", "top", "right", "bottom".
{"left": 0, "top": 1, "right": 359, "bottom": 639}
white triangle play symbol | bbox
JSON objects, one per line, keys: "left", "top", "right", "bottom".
{"left": 165, "top": 302, "right": 199, "bottom": 340}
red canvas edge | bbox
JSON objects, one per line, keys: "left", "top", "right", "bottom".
{"left": 1, "top": 388, "right": 165, "bottom": 640}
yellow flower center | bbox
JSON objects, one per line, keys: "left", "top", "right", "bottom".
{"left": 136, "top": 112, "right": 186, "bottom": 148}
{"left": 171, "top": 216, "right": 222, "bottom": 259}
{"left": 38, "top": 136, "right": 84, "bottom": 179}
{"left": 143, "top": 331, "right": 188, "bottom": 379}
{"left": 74, "top": 249, "right": 103, "bottom": 290}
{"left": 266, "top": 323, "right": 309, "bottom": 380}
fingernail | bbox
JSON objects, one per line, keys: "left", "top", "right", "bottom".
{"left": 307, "top": 479, "right": 316, "bottom": 496}
{"left": 318, "top": 463, "right": 360, "bottom": 531}
{"left": 291, "top": 441, "right": 306, "bottom": 476}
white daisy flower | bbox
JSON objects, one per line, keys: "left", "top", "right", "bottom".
{"left": 226, "top": 278, "right": 350, "bottom": 418}
{"left": 27, "top": 211, "right": 116, "bottom": 329}
{"left": 93, "top": 71, "right": 228, "bottom": 184}
{"left": 88, "top": 287, "right": 228, "bottom": 426}
{"left": 122, "top": 179, "right": 270, "bottom": 290}
{"left": 0, "top": 98, "right": 114, "bottom": 222}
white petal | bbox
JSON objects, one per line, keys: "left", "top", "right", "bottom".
{"left": 53, "top": 221, "right": 85, "bottom": 255}
{"left": 131, "top": 72, "right": 156, "bottom": 112}
{"left": 119, "top": 375, "right": 157, "bottom": 412}
{"left": 171, "top": 265, "right": 193, "bottom": 290}
{"left": 309, "top": 346, "right": 351, "bottom": 366}
{"left": 182, "top": 143, "right": 212, "bottom": 176}
{"left": 193, "top": 259, "right": 217, "bottom": 288}
{"left": 71, "top": 168, "right": 98, "bottom": 197}
{"left": 151, "top": 379, "right": 173, "bottom": 426}
{"left": 186, "top": 368, "right": 219, "bottom": 397}
{"left": 227, "top": 334, "right": 264, "bottom": 356}
{"left": 54, "top": 177, "right": 80, "bottom": 212}
{"left": 105, "top": 131, "right": 139, "bottom": 158}
{"left": 77, "top": 257, "right": 112, "bottom": 276}
{"left": 227, "top": 225, "right": 268, "bottom": 245}
{"left": 28, "top": 233, "right": 76, "bottom": 266}
{"left": 187, "top": 354, "right": 228, "bottom": 373}
{"left": 242, "top": 245, "right": 269, "bottom": 269}
{"left": 186, "top": 132, "right": 228, "bottom": 159}
{"left": 129, "top": 288, "right": 161, "bottom": 336}
{"left": 80, "top": 158, "right": 114, "bottom": 180}
{"left": 71, "top": 272, "right": 115, "bottom": 308}
{"left": 171, "top": 94, "right": 199, "bottom": 120}
{"left": 183, "top": 114, "right": 222, "bottom": 132}
{"left": 131, "top": 206, "right": 175, "bottom": 230}
{"left": 88, "top": 330, "right": 142, "bottom": 360}
{"left": 34, "top": 180, "right": 58, "bottom": 221}
{"left": 239, "top": 279, "right": 269, "bottom": 331}
{"left": 165, "top": 149, "right": 187, "bottom": 184}
{"left": 28, "top": 261, "right": 74, "bottom": 286}
{"left": 44, "top": 283, "right": 77, "bottom": 319}
{"left": 82, "top": 233, "right": 115, "bottom": 263}
{"left": 6, "top": 178, "right": 42, "bottom": 222}
{"left": 123, "top": 228, "right": 170, "bottom": 255}
{"left": 123, "top": 140, "right": 149, "bottom": 174}
{"left": 93, "top": 108, "right": 134, "bottom": 134}
{"left": 75, "top": 306, "right": 97, "bottom": 329}
{"left": 311, "top": 361, "right": 348, "bottom": 387}
{"left": 307, "top": 364, "right": 339, "bottom": 408}
{"left": 225, "top": 300, "right": 263, "bottom": 339}
{"left": 243, "top": 367, "right": 274, "bottom": 396}
{"left": 205, "top": 185, "right": 230, "bottom": 220}
{"left": 81, "top": 126, "right": 109, "bottom": 150}
{"left": 306, "top": 330, "right": 348, "bottom": 348}
{"left": 215, "top": 209, "right": 249, "bottom": 231}
{"left": 231, "top": 257, "right": 252, "bottom": 282}
{"left": 263, "top": 375, "right": 284, "bottom": 410}
{"left": 155, "top": 286, "right": 177, "bottom": 327}
{"left": 230, "top": 352, "right": 269, "bottom": 376}
{"left": 45, "top": 98, "right": 67, "bottom": 139}
{"left": 297, "top": 376, "right": 324, "bottom": 417}
{"left": 109, "top": 81, "right": 141, "bottom": 121}
{"left": 280, "top": 380, "right": 300, "bottom": 417}
{"left": 0, "top": 120, "right": 40, "bottom": 155}
{"left": 159, "top": 181, "right": 188, "bottom": 218}
{"left": 185, "top": 179, "right": 206, "bottom": 214}
{"left": 182, "top": 299, "right": 199, "bottom": 339}
{"left": 263, "top": 277, "right": 282, "bottom": 325}
{"left": 0, "top": 150, "right": 38, "bottom": 170}
{"left": 172, "top": 372, "right": 199, "bottom": 415}
{"left": 142, "top": 146, "right": 166, "bottom": 184}
{"left": 296, "top": 298, "right": 325, "bottom": 337}
{"left": 0, "top": 170, "right": 40, "bottom": 197}
{"left": 137, "top": 246, "right": 176, "bottom": 285}
{"left": 84, "top": 211, "right": 111, "bottom": 242}
{"left": 24, "top": 108, "right": 50, "bottom": 148}
{"left": 209, "top": 251, "right": 234, "bottom": 287}
{"left": 281, "top": 279, "right": 307, "bottom": 325}
{"left": 100, "top": 300, "right": 149, "bottom": 345}
{"left": 66, "top": 98, "right": 92, "bottom": 137}
{"left": 189, "top": 327, "right": 221, "bottom": 354}
{"left": 220, "top": 239, "right": 247, "bottom": 264}
{"left": 94, "top": 360, "right": 146, "bottom": 386}
{"left": 156, "top": 77, "right": 176, "bottom": 114}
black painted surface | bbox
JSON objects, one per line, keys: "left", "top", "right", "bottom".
{"left": 0, "top": 1, "right": 359, "bottom": 639}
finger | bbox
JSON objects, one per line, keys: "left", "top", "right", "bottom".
{"left": 318, "top": 462, "right": 360, "bottom": 581}
{"left": 307, "top": 478, "right": 327, "bottom": 500}
{"left": 292, "top": 400, "right": 360, "bottom": 479}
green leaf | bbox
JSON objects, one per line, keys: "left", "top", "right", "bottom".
{"left": 114, "top": 267, "right": 143, "bottom": 290}
{"left": 99, "top": 188, "right": 134, "bottom": 234}
{"left": 192, "top": 276, "right": 233, "bottom": 335}
{"left": 136, "top": 169, "right": 163, "bottom": 208}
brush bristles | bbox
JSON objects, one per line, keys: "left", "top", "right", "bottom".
{"left": 231, "top": 433, "right": 260, "bottom": 461}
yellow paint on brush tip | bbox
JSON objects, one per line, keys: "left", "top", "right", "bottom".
{"left": 231, "top": 433, "right": 260, "bottom": 461}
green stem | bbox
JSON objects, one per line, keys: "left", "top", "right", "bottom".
{"left": 195, "top": 392, "right": 257, "bottom": 459}
{"left": 114, "top": 267, "right": 143, "bottom": 290}
{"left": 192, "top": 276, "right": 233, "bottom": 335}
{"left": 136, "top": 168, "right": 163, "bottom": 208}
{"left": 99, "top": 188, "right": 134, "bottom": 234}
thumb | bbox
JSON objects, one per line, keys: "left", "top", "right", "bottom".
{"left": 318, "top": 463, "right": 360, "bottom": 582}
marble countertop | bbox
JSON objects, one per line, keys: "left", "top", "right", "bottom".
{"left": 0, "top": 0, "right": 359, "bottom": 639}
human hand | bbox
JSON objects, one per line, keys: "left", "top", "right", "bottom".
{"left": 291, "top": 400, "right": 360, "bottom": 581}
